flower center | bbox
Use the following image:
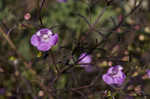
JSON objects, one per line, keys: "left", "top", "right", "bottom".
{"left": 36, "top": 30, "right": 52, "bottom": 42}
{"left": 41, "top": 34, "right": 50, "bottom": 42}
{"left": 112, "top": 70, "right": 118, "bottom": 75}
{"left": 108, "top": 68, "right": 119, "bottom": 78}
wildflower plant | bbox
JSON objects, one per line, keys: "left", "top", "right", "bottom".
{"left": 0, "top": 0, "right": 149, "bottom": 99}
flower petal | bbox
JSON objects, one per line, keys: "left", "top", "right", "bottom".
{"left": 49, "top": 34, "right": 58, "bottom": 46}
{"left": 39, "top": 28, "right": 52, "bottom": 35}
{"left": 37, "top": 43, "right": 51, "bottom": 51}
{"left": 113, "top": 76, "right": 125, "bottom": 85}
{"left": 107, "top": 65, "right": 123, "bottom": 74}
{"left": 30, "top": 34, "right": 40, "bottom": 47}
{"left": 102, "top": 74, "right": 114, "bottom": 85}
{"left": 79, "top": 53, "right": 92, "bottom": 64}
{"left": 147, "top": 69, "right": 150, "bottom": 78}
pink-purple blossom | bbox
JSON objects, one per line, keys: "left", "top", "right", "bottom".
{"left": 78, "top": 53, "right": 93, "bottom": 72}
{"left": 57, "top": 0, "right": 67, "bottom": 2}
{"left": 0, "top": 88, "right": 5, "bottom": 94}
{"left": 146, "top": 69, "right": 150, "bottom": 78}
{"left": 24, "top": 13, "right": 31, "bottom": 20}
{"left": 30, "top": 28, "right": 58, "bottom": 52}
{"left": 102, "top": 65, "right": 126, "bottom": 86}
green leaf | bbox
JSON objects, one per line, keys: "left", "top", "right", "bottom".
{"left": 56, "top": 74, "right": 67, "bottom": 89}
{"left": 18, "top": 37, "right": 32, "bottom": 61}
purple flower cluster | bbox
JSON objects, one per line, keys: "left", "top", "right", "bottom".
{"left": 78, "top": 53, "right": 93, "bottom": 72}
{"left": 78, "top": 53, "right": 126, "bottom": 85}
{"left": 102, "top": 65, "right": 126, "bottom": 86}
{"left": 30, "top": 29, "right": 127, "bottom": 87}
{"left": 30, "top": 28, "right": 58, "bottom": 52}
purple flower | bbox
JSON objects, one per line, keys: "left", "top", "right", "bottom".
{"left": 146, "top": 69, "right": 150, "bottom": 78}
{"left": 0, "top": 88, "right": 5, "bottom": 94}
{"left": 78, "top": 53, "right": 93, "bottom": 72}
{"left": 102, "top": 65, "right": 126, "bottom": 86}
{"left": 57, "top": 0, "right": 67, "bottom": 2}
{"left": 125, "top": 96, "right": 133, "bottom": 99}
{"left": 30, "top": 28, "right": 58, "bottom": 52}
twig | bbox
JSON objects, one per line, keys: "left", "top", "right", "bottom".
{"left": 92, "top": 7, "right": 107, "bottom": 27}
{"left": 38, "top": 0, "right": 46, "bottom": 26}
{"left": 0, "top": 27, "right": 16, "bottom": 50}
{"left": 50, "top": 51, "right": 60, "bottom": 73}
{"left": 75, "top": 13, "right": 91, "bottom": 28}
